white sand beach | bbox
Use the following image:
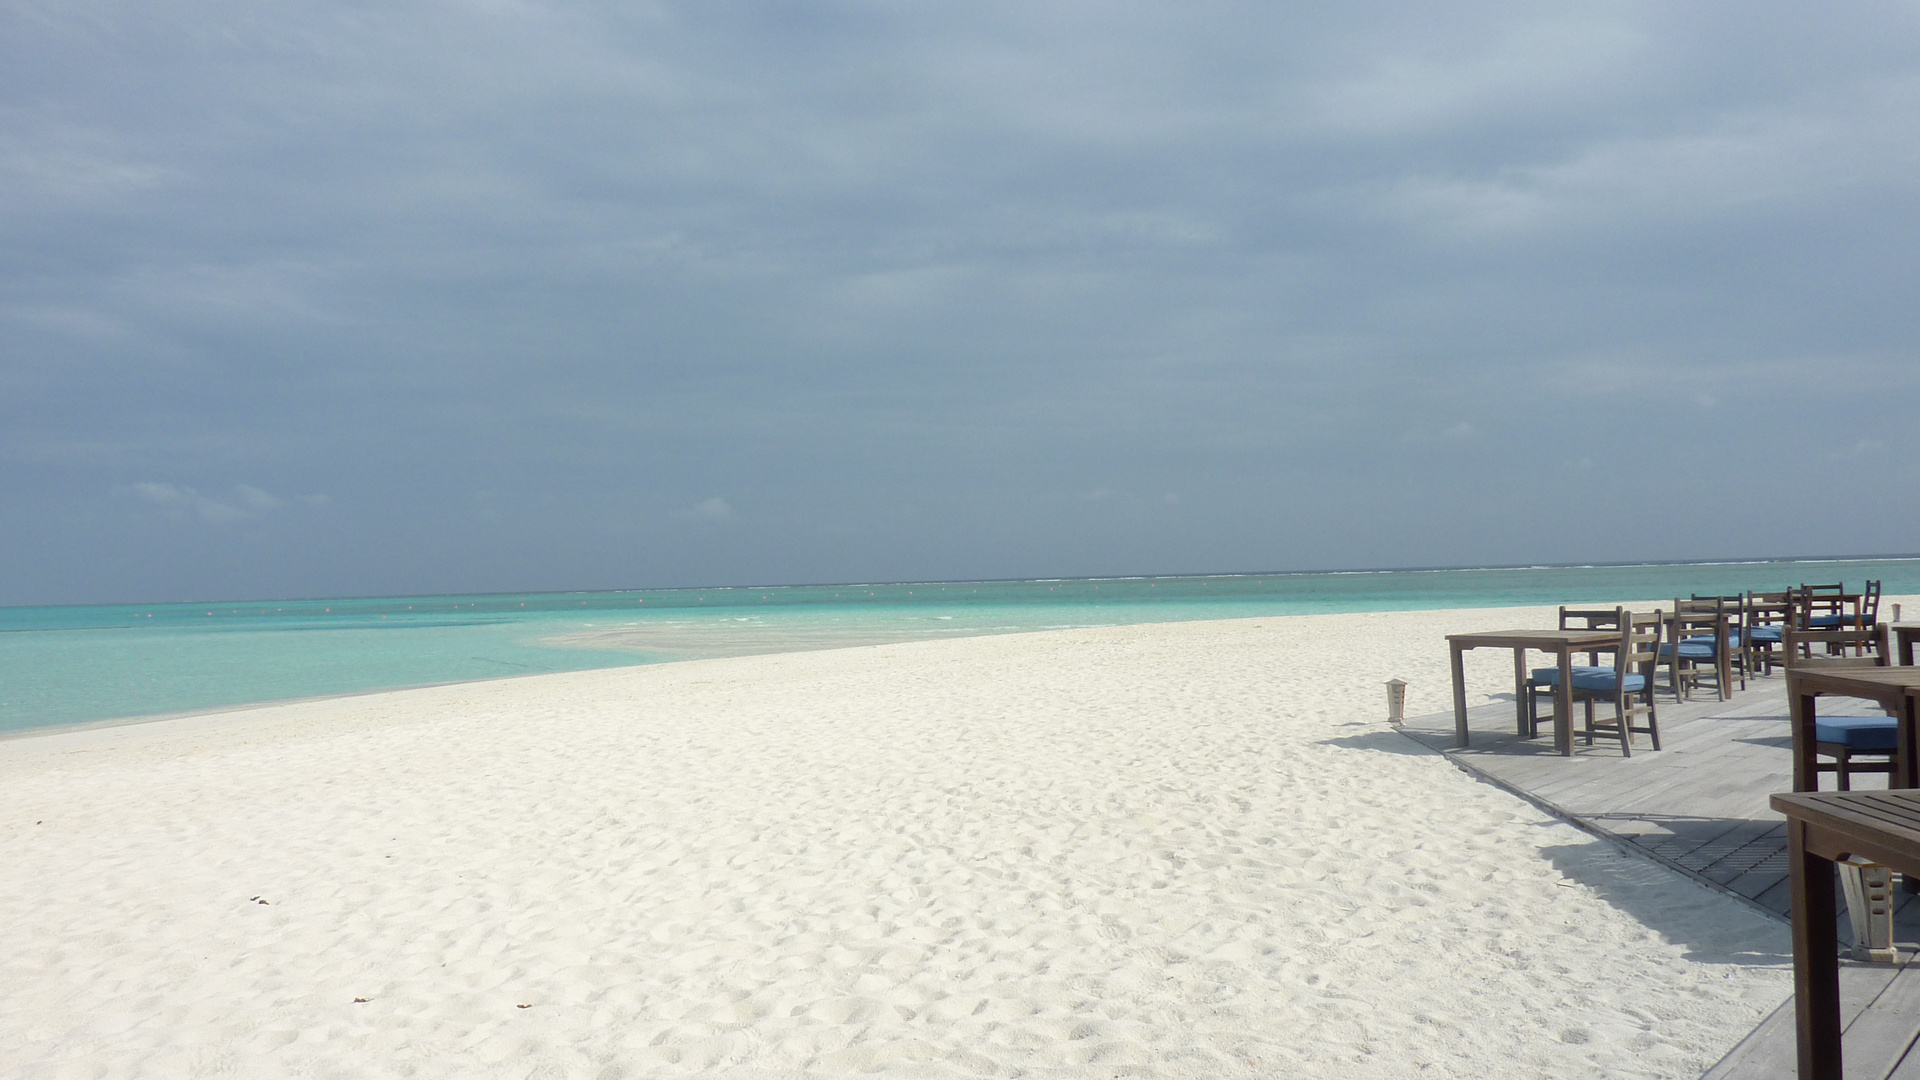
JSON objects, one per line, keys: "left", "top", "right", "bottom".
{"left": 0, "top": 606, "right": 1792, "bottom": 1078}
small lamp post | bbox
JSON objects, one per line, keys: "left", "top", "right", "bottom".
{"left": 1840, "top": 855, "right": 1900, "bottom": 964}
{"left": 1385, "top": 679, "right": 1407, "bottom": 725}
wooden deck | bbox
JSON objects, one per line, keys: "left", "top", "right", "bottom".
{"left": 1396, "top": 670, "right": 1920, "bottom": 1079}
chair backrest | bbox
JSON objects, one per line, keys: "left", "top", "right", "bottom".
{"left": 1622, "top": 609, "right": 1663, "bottom": 675}
{"left": 1861, "top": 580, "right": 1883, "bottom": 624}
{"left": 1561, "top": 606, "right": 1622, "bottom": 664}
{"left": 1783, "top": 624, "right": 1889, "bottom": 668}
{"left": 1746, "top": 591, "right": 1790, "bottom": 629}
{"left": 1798, "top": 582, "right": 1847, "bottom": 627}
{"left": 1693, "top": 593, "right": 1745, "bottom": 630}
{"left": 1788, "top": 586, "right": 1827, "bottom": 630}
{"left": 1559, "top": 607, "right": 1621, "bottom": 631}
{"left": 1672, "top": 596, "right": 1728, "bottom": 643}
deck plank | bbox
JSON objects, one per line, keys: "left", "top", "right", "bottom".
{"left": 1704, "top": 963, "right": 1913, "bottom": 1080}
{"left": 1840, "top": 963, "right": 1920, "bottom": 1079}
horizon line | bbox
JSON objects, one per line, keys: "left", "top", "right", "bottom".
{"left": 11, "top": 552, "right": 1920, "bottom": 613}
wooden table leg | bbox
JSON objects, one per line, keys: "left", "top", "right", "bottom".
{"left": 1555, "top": 646, "right": 1574, "bottom": 756}
{"left": 1450, "top": 642, "right": 1469, "bottom": 747}
{"left": 1900, "top": 694, "right": 1919, "bottom": 791}
{"left": 1789, "top": 818, "right": 1842, "bottom": 1080}
{"left": 1793, "top": 689, "right": 1817, "bottom": 792}
{"left": 1513, "top": 648, "right": 1528, "bottom": 736}
{"left": 1901, "top": 704, "right": 1920, "bottom": 897}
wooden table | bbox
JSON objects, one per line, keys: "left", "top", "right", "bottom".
{"left": 1892, "top": 623, "right": 1920, "bottom": 666}
{"left": 1771, "top": 789, "right": 1920, "bottom": 1080}
{"left": 1786, "top": 667, "right": 1920, "bottom": 790}
{"left": 1446, "top": 629, "right": 1620, "bottom": 755}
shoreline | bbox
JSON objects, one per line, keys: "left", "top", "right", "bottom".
{"left": 9, "top": 570, "right": 1913, "bottom": 741}
{"left": 1, "top": 606, "right": 1798, "bottom": 1077}
{"left": 6, "top": 592, "right": 1809, "bottom": 744}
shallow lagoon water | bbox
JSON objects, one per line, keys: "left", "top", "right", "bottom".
{"left": 3, "top": 557, "right": 1915, "bottom": 734}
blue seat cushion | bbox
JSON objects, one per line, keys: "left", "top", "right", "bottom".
{"left": 1531, "top": 667, "right": 1644, "bottom": 692}
{"left": 1808, "top": 615, "right": 1846, "bottom": 629}
{"left": 1660, "top": 640, "right": 1718, "bottom": 659}
{"left": 1815, "top": 716, "right": 1898, "bottom": 752}
{"left": 1749, "top": 626, "right": 1783, "bottom": 643}
{"left": 1573, "top": 671, "right": 1645, "bottom": 693}
{"left": 1529, "top": 666, "right": 1611, "bottom": 685}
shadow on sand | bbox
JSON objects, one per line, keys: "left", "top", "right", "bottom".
{"left": 1316, "top": 725, "right": 1444, "bottom": 756}
{"left": 1539, "top": 832, "right": 1791, "bottom": 966}
{"left": 1321, "top": 717, "right": 1791, "bottom": 965}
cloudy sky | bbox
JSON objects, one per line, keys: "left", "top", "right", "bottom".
{"left": 4, "top": 0, "right": 1917, "bottom": 605}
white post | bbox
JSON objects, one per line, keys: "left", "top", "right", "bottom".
{"left": 1385, "top": 679, "right": 1407, "bottom": 725}
{"left": 1840, "top": 856, "right": 1900, "bottom": 963}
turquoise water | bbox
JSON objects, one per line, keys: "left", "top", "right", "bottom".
{"left": 3, "top": 558, "right": 1916, "bottom": 735}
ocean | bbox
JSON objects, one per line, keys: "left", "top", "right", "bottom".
{"left": 3, "top": 557, "right": 1915, "bottom": 736}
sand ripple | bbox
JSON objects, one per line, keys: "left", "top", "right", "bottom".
{"left": 0, "top": 608, "right": 1788, "bottom": 1077}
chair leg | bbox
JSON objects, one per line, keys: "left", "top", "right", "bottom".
{"left": 1646, "top": 694, "right": 1661, "bottom": 751}
{"left": 1837, "top": 748, "right": 1852, "bottom": 792}
{"left": 1615, "top": 696, "right": 1632, "bottom": 757}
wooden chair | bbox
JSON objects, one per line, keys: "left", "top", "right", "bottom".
{"left": 1785, "top": 624, "right": 1896, "bottom": 790}
{"left": 1663, "top": 597, "right": 1738, "bottom": 701}
{"left": 1577, "top": 610, "right": 1663, "bottom": 755}
{"left": 1526, "top": 608, "right": 1663, "bottom": 753}
{"left": 1692, "top": 592, "right": 1754, "bottom": 687}
{"left": 1860, "top": 579, "right": 1883, "bottom": 629}
{"left": 1745, "top": 590, "right": 1791, "bottom": 675}
{"left": 1522, "top": 607, "right": 1624, "bottom": 736}
{"left": 1799, "top": 582, "right": 1850, "bottom": 630}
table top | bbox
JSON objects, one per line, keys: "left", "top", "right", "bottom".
{"left": 1786, "top": 666, "right": 1920, "bottom": 699}
{"left": 1771, "top": 789, "right": 1920, "bottom": 873}
{"left": 1446, "top": 628, "right": 1621, "bottom": 648}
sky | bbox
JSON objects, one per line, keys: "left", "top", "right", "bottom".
{"left": 4, "top": 0, "right": 1918, "bottom": 606}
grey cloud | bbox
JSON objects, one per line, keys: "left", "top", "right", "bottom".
{"left": 121, "top": 482, "right": 298, "bottom": 525}
{"left": 234, "top": 484, "right": 282, "bottom": 512}
{"left": 676, "top": 497, "right": 735, "bottom": 523}
{"left": 4, "top": 1, "right": 1919, "bottom": 603}
{"left": 125, "top": 482, "right": 248, "bottom": 524}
